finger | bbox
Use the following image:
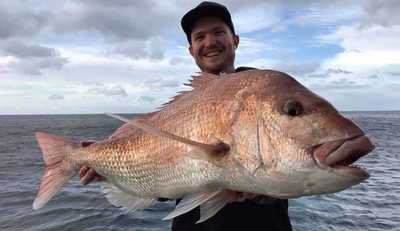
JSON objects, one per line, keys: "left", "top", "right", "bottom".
{"left": 243, "top": 192, "right": 257, "bottom": 200}
{"left": 78, "top": 166, "right": 89, "bottom": 178}
{"left": 80, "top": 169, "right": 97, "bottom": 185}
{"left": 236, "top": 192, "right": 246, "bottom": 202}
{"left": 226, "top": 190, "right": 243, "bottom": 203}
{"left": 226, "top": 191, "right": 236, "bottom": 202}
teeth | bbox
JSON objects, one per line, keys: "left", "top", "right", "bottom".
{"left": 204, "top": 51, "right": 221, "bottom": 57}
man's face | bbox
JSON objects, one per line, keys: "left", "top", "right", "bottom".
{"left": 189, "top": 17, "right": 239, "bottom": 74}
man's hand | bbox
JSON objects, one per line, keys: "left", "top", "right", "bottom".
{"left": 227, "top": 190, "right": 257, "bottom": 202}
{"left": 226, "top": 190, "right": 276, "bottom": 204}
{"left": 78, "top": 166, "right": 105, "bottom": 185}
{"left": 78, "top": 140, "right": 105, "bottom": 185}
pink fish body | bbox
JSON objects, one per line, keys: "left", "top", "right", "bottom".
{"left": 33, "top": 70, "right": 375, "bottom": 222}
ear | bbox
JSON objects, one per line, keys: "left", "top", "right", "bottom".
{"left": 233, "top": 35, "right": 239, "bottom": 49}
{"left": 189, "top": 46, "right": 194, "bottom": 57}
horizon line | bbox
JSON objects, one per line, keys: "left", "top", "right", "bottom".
{"left": 1, "top": 110, "right": 400, "bottom": 116}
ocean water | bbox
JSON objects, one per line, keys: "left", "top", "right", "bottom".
{"left": 0, "top": 112, "right": 399, "bottom": 231}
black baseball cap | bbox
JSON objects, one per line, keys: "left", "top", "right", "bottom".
{"left": 181, "top": 1, "right": 235, "bottom": 44}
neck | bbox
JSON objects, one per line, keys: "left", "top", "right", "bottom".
{"left": 204, "top": 65, "right": 235, "bottom": 75}
{"left": 221, "top": 66, "right": 235, "bottom": 74}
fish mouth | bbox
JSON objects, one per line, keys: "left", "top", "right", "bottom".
{"left": 312, "top": 134, "right": 375, "bottom": 178}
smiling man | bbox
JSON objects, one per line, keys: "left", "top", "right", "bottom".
{"left": 172, "top": 2, "right": 293, "bottom": 231}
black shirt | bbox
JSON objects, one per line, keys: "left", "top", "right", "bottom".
{"left": 171, "top": 67, "right": 292, "bottom": 231}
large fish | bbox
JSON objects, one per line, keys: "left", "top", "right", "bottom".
{"left": 33, "top": 69, "right": 375, "bottom": 222}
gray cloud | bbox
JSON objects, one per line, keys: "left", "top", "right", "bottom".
{"left": 109, "top": 38, "right": 165, "bottom": 60}
{"left": 386, "top": 83, "right": 400, "bottom": 91}
{"left": 310, "top": 78, "right": 367, "bottom": 91}
{"left": 1, "top": 40, "right": 61, "bottom": 58}
{"left": 0, "top": 1, "right": 321, "bottom": 44}
{"left": 388, "top": 71, "right": 400, "bottom": 76}
{"left": 0, "top": 2, "right": 49, "bottom": 39}
{"left": 362, "top": 0, "right": 400, "bottom": 27}
{"left": 48, "top": 94, "right": 64, "bottom": 100}
{"left": 308, "top": 68, "right": 353, "bottom": 78}
{"left": 11, "top": 56, "right": 68, "bottom": 75}
{"left": 169, "top": 56, "right": 192, "bottom": 66}
{"left": 273, "top": 61, "right": 320, "bottom": 76}
{"left": 327, "top": 68, "right": 353, "bottom": 75}
{"left": 138, "top": 95, "right": 156, "bottom": 103}
{"left": 0, "top": 39, "right": 68, "bottom": 75}
{"left": 383, "top": 64, "right": 400, "bottom": 77}
{"left": 141, "top": 79, "right": 181, "bottom": 90}
{"left": 50, "top": 0, "right": 179, "bottom": 41}
{"left": 1, "top": 0, "right": 398, "bottom": 78}
{"left": 332, "top": 78, "right": 357, "bottom": 85}
{"left": 1, "top": 1, "right": 398, "bottom": 42}
{"left": 0, "top": 0, "right": 181, "bottom": 70}
{"left": 368, "top": 74, "right": 379, "bottom": 80}
{"left": 88, "top": 85, "right": 127, "bottom": 97}
{"left": 0, "top": 3, "right": 66, "bottom": 75}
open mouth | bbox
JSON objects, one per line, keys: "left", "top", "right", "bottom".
{"left": 312, "top": 135, "right": 375, "bottom": 177}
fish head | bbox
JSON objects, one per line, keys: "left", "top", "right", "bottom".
{"left": 233, "top": 70, "right": 375, "bottom": 198}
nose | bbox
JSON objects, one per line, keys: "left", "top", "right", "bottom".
{"left": 204, "top": 34, "right": 218, "bottom": 48}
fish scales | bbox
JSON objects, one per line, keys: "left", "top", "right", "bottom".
{"left": 74, "top": 73, "right": 256, "bottom": 197}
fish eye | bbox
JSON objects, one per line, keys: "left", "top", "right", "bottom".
{"left": 282, "top": 100, "right": 304, "bottom": 116}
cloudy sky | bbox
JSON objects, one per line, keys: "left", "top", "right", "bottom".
{"left": 1, "top": 0, "right": 399, "bottom": 114}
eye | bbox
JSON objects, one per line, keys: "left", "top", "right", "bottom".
{"left": 282, "top": 100, "right": 304, "bottom": 117}
{"left": 215, "top": 30, "right": 225, "bottom": 35}
{"left": 194, "top": 34, "right": 205, "bottom": 42}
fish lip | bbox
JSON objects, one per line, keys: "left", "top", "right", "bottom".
{"left": 311, "top": 134, "right": 375, "bottom": 178}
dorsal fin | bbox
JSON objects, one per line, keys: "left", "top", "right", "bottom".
{"left": 184, "top": 72, "right": 220, "bottom": 90}
{"left": 156, "top": 90, "right": 191, "bottom": 110}
{"left": 157, "top": 72, "right": 220, "bottom": 110}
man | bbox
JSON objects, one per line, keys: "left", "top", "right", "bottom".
{"left": 79, "top": 2, "right": 292, "bottom": 231}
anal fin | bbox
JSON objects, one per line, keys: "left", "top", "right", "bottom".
{"left": 101, "top": 182, "right": 156, "bottom": 213}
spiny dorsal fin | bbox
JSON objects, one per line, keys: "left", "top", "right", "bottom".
{"left": 184, "top": 72, "right": 220, "bottom": 90}
{"left": 157, "top": 72, "right": 220, "bottom": 110}
{"left": 156, "top": 90, "right": 191, "bottom": 110}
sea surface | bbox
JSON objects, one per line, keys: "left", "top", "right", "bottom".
{"left": 0, "top": 112, "right": 399, "bottom": 231}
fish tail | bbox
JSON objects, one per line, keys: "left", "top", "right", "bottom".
{"left": 33, "top": 132, "right": 77, "bottom": 210}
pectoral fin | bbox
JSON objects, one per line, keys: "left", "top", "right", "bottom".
{"left": 106, "top": 113, "right": 229, "bottom": 157}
